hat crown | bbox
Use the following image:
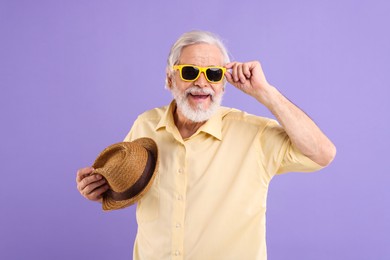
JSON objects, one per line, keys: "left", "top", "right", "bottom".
{"left": 93, "top": 142, "right": 149, "bottom": 192}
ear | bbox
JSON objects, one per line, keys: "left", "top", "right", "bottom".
{"left": 221, "top": 81, "right": 226, "bottom": 92}
{"left": 166, "top": 70, "right": 173, "bottom": 89}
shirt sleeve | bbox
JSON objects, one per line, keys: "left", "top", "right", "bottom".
{"left": 123, "top": 129, "right": 133, "bottom": 142}
{"left": 259, "top": 119, "right": 323, "bottom": 175}
{"left": 123, "top": 118, "right": 139, "bottom": 142}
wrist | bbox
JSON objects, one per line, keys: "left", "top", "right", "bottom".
{"left": 254, "top": 84, "right": 281, "bottom": 109}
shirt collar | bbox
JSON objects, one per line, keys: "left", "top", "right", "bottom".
{"left": 156, "top": 100, "right": 224, "bottom": 141}
{"left": 197, "top": 108, "right": 223, "bottom": 141}
{"left": 156, "top": 100, "right": 176, "bottom": 132}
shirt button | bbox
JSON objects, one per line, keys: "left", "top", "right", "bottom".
{"left": 177, "top": 195, "right": 183, "bottom": 200}
{"left": 178, "top": 168, "right": 183, "bottom": 174}
{"left": 176, "top": 223, "right": 181, "bottom": 228}
{"left": 175, "top": 250, "right": 181, "bottom": 256}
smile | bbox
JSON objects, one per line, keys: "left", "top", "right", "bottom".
{"left": 189, "top": 93, "right": 210, "bottom": 100}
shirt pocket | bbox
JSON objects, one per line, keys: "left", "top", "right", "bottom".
{"left": 136, "top": 172, "right": 160, "bottom": 223}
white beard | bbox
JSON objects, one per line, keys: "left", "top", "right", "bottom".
{"left": 171, "top": 84, "right": 224, "bottom": 123}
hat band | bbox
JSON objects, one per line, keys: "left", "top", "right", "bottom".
{"left": 107, "top": 150, "right": 156, "bottom": 201}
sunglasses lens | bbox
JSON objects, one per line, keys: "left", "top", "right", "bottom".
{"left": 206, "top": 68, "right": 224, "bottom": 82}
{"left": 181, "top": 66, "right": 199, "bottom": 80}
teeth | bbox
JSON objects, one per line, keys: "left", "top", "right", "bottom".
{"left": 185, "top": 87, "right": 214, "bottom": 96}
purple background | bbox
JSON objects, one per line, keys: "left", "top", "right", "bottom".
{"left": 1, "top": 0, "right": 389, "bottom": 259}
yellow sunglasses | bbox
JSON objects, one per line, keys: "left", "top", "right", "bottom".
{"left": 173, "top": 64, "right": 226, "bottom": 83}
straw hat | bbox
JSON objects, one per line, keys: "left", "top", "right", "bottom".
{"left": 92, "top": 138, "right": 158, "bottom": 211}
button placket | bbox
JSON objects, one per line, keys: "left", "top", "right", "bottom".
{"left": 172, "top": 145, "right": 187, "bottom": 259}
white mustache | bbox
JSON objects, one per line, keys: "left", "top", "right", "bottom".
{"left": 185, "top": 87, "right": 215, "bottom": 97}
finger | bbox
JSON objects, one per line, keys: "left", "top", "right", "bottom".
{"left": 88, "top": 184, "right": 110, "bottom": 201}
{"left": 237, "top": 64, "right": 247, "bottom": 84}
{"left": 242, "top": 63, "right": 251, "bottom": 79}
{"left": 225, "top": 71, "right": 240, "bottom": 87}
{"left": 76, "top": 167, "right": 94, "bottom": 182}
{"left": 79, "top": 174, "right": 104, "bottom": 191}
{"left": 78, "top": 174, "right": 104, "bottom": 191}
{"left": 231, "top": 63, "right": 240, "bottom": 82}
{"left": 225, "top": 62, "right": 244, "bottom": 82}
{"left": 81, "top": 178, "right": 107, "bottom": 197}
{"left": 224, "top": 62, "right": 237, "bottom": 69}
{"left": 225, "top": 71, "right": 233, "bottom": 84}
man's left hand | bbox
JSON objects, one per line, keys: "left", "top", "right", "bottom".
{"left": 225, "top": 61, "right": 273, "bottom": 106}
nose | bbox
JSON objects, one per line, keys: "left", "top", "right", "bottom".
{"left": 194, "top": 71, "right": 209, "bottom": 88}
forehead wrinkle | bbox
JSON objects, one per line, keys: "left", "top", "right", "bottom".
{"left": 179, "top": 44, "right": 224, "bottom": 66}
{"left": 179, "top": 56, "right": 219, "bottom": 67}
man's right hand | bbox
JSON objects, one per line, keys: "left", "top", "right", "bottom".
{"left": 76, "top": 167, "right": 109, "bottom": 202}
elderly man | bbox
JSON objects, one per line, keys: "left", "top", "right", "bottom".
{"left": 76, "top": 30, "right": 336, "bottom": 259}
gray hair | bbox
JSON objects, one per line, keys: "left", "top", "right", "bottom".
{"left": 166, "top": 30, "right": 230, "bottom": 86}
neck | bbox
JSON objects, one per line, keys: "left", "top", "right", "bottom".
{"left": 173, "top": 106, "right": 206, "bottom": 139}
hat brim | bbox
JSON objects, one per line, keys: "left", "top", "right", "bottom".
{"left": 101, "top": 138, "right": 158, "bottom": 211}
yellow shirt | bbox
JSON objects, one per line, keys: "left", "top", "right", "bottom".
{"left": 124, "top": 101, "right": 322, "bottom": 260}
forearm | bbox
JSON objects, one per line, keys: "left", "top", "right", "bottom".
{"left": 256, "top": 86, "right": 336, "bottom": 166}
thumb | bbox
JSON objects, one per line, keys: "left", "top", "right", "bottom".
{"left": 224, "top": 71, "right": 235, "bottom": 85}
